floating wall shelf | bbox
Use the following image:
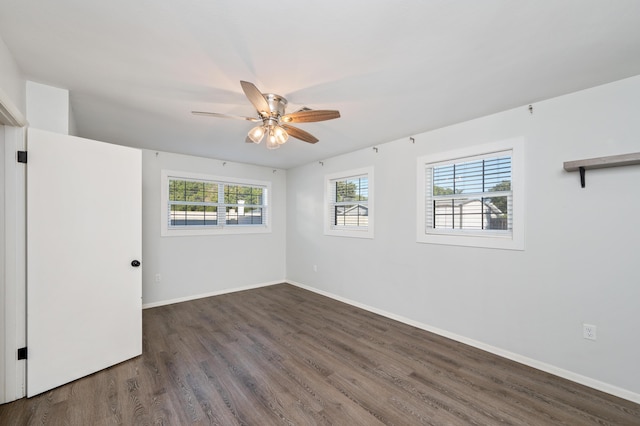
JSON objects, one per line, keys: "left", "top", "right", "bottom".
{"left": 563, "top": 152, "right": 640, "bottom": 188}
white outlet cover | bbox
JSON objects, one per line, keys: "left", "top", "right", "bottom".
{"left": 583, "top": 324, "right": 597, "bottom": 340}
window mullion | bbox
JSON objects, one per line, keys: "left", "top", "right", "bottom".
{"left": 217, "top": 183, "right": 225, "bottom": 226}
{"left": 169, "top": 200, "right": 216, "bottom": 207}
{"left": 433, "top": 190, "right": 511, "bottom": 201}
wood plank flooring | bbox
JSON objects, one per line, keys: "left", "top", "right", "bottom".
{"left": 1, "top": 283, "right": 639, "bottom": 425}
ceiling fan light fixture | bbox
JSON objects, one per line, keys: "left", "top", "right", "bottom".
{"left": 265, "top": 128, "right": 280, "bottom": 150}
{"left": 266, "top": 134, "right": 280, "bottom": 149}
{"left": 248, "top": 125, "right": 266, "bottom": 144}
{"left": 274, "top": 125, "right": 289, "bottom": 145}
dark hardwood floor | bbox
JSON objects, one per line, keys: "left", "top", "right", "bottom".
{"left": 1, "top": 283, "right": 639, "bottom": 425}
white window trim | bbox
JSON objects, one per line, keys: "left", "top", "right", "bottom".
{"left": 160, "top": 169, "right": 271, "bottom": 237}
{"left": 324, "top": 166, "right": 374, "bottom": 239}
{"left": 416, "top": 137, "right": 524, "bottom": 250}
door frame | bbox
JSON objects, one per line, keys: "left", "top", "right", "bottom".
{"left": 2, "top": 124, "right": 27, "bottom": 403}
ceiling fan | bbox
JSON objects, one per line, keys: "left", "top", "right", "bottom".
{"left": 192, "top": 81, "right": 340, "bottom": 150}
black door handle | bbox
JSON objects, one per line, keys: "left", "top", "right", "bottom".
{"left": 131, "top": 260, "right": 141, "bottom": 267}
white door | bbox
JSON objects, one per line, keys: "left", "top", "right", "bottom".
{"left": 26, "top": 128, "right": 142, "bottom": 397}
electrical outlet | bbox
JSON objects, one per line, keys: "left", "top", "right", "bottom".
{"left": 313, "top": 265, "right": 318, "bottom": 272}
{"left": 583, "top": 324, "right": 597, "bottom": 340}
{"left": 155, "top": 273, "right": 162, "bottom": 282}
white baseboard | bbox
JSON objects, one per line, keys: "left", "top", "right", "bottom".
{"left": 142, "top": 280, "right": 284, "bottom": 309}
{"left": 286, "top": 280, "right": 640, "bottom": 405}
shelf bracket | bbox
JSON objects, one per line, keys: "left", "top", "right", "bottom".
{"left": 579, "top": 166, "right": 586, "bottom": 188}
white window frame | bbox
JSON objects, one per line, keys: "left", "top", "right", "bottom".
{"left": 161, "top": 170, "right": 271, "bottom": 236}
{"left": 416, "top": 137, "right": 524, "bottom": 250}
{"left": 324, "top": 167, "right": 374, "bottom": 239}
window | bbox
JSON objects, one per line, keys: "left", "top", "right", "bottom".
{"left": 168, "top": 179, "right": 219, "bottom": 227}
{"left": 324, "top": 167, "right": 374, "bottom": 238}
{"left": 161, "top": 170, "right": 270, "bottom": 236}
{"left": 417, "top": 138, "right": 524, "bottom": 250}
{"left": 430, "top": 155, "right": 512, "bottom": 231}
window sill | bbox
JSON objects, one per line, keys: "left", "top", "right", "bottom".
{"left": 417, "top": 231, "right": 523, "bottom": 250}
{"left": 162, "top": 225, "right": 271, "bottom": 237}
{"left": 324, "top": 228, "right": 374, "bottom": 239}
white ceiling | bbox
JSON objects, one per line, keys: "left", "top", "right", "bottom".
{"left": 1, "top": 1, "right": 639, "bottom": 169}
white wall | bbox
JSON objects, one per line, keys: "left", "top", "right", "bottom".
{"left": 286, "top": 75, "right": 640, "bottom": 400}
{"left": 0, "top": 36, "right": 25, "bottom": 115}
{"left": 26, "top": 81, "right": 69, "bottom": 134}
{"left": 141, "top": 150, "right": 287, "bottom": 306}
{"left": 68, "top": 104, "right": 78, "bottom": 136}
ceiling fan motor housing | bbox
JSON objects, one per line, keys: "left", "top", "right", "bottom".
{"left": 263, "top": 93, "right": 287, "bottom": 125}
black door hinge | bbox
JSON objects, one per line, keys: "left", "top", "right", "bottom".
{"left": 17, "top": 347, "right": 27, "bottom": 360}
{"left": 17, "top": 151, "right": 27, "bottom": 163}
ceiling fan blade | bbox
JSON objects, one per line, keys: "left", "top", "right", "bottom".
{"left": 282, "top": 124, "right": 319, "bottom": 144}
{"left": 240, "top": 81, "right": 271, "bottom": 115}
{"left": 192, "top": 111, "right": 260, "bottom": 122}
{"left": 281, "top": 109, "right": 340, "bottom": 123}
